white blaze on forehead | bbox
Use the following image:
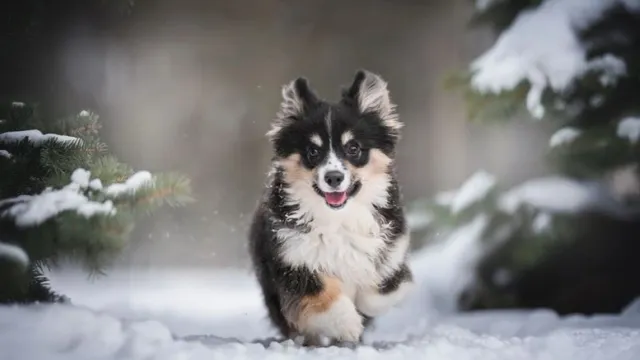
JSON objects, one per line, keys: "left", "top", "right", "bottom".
{"left": 341, "top": 131, "right": 354, "bottom": 145}
{"left": 324, "top": 151, "right": 344, "bottom": 171}
{"left": 310, "top": 134, "right": 323, "bottom": 147}
{"left": 316, "top": 107, "right": 353, "bottom": 193}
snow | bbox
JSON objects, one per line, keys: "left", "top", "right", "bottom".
{"left": 71, "top": 168, "right": 92, "bottom": 188}
{"left": 434, "top": 190, "right": 456, "bottom": 206}
{"left": 8, "top": 303, "right": 640, "bottom": 360}
{"left": 494, "top": 173, "right": 639, "bottom": 220}
{"left": 498, "top": 176, "right": 598, "bottom": 213}
{"left": 0, "top": 168, "right": 115, "bottom": 227}
{"left": 105, "top": 171, "right": 154, "bottom": 197}
{"left": 617, "top": 117, "right": 640, "bottom": 144}
{"left": 450, "top": 171, "right": 496, "bottom": 214}
{"left": 403, "top": 215, "right": 490, "bottom": 313}
{"left": 0, "top": 168, "right": 157, "bottom": 227}
{"left": 0, "top": 130, "right": 82, "bottom": 146}
{"left": 549, "top": 127, "right": 581, "bottom": 147}
{"left": 0, "top": 215, "right": 639, "bottom": 359}
{"left": 11, "top": 101, "right": 25, "bottom": 107}
{"left": 0, "top": 241, "right": 29, "bottom": 266}
{"left": 470, "top": 0, "right": 636, "bottom": 119}
{"left": 89, "top": 178, "right": 103, "bottom": 191}
{"left": 589, "top": 54, "right": 627, "bottom": 87}
{"left": 0, "top": 149, "right": 11, "bottom": 158}
{"left": 79, "top": 110, "right": 91, "bottom": 117}
{"left": 532, "top": 212, "right": 552, "bottom": 233}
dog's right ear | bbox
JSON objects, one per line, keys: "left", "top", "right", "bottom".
{"left": 341, "top": 69, "right": 402, "bottom": 134}
{"left": 267, "top": 77, "right": 319, "bottom": 142}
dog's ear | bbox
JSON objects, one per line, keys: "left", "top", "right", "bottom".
{"left": 341, "top": 70, "right": 402, "bottom": 133}
{"left": 267, "top": 77, "right": 319, "bottom": 141}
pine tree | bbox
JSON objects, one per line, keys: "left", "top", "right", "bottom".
{"left": 0, "top": 102, "right": 193, "bottom": 303}
{"left": 412, "top": 0, "right": 640, "bottom": 314}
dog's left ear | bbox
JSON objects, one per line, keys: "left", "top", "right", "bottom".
{"left": 341, "top": 70, "right": 402, "bottom": 133}
{"left": 267, "top": 77, "right": 320, "bottom": 142}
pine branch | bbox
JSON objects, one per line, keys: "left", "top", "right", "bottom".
{"left": 445, "top": 71, "right": 533, "bottom": 123}
{"left": 0, "top": 102, "right": 193, "bottom": 304}
{"left": 111, "top": 172, "right": 195, "bottom": 215}
{"left": 0, "top": 260, "right": 65, "bottom": 304}
{"left": 548, "top": 119, "right": 640, "bottom": 179}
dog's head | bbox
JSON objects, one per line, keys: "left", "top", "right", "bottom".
{"left": 267, "top": 70, "right": 402, "bottom": 213}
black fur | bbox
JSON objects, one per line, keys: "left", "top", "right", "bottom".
{"left": 379, "top": 264, "right": 413, "bottom": 295}
{"left": 248, "top": 204, "right": 321, "bottom": 337}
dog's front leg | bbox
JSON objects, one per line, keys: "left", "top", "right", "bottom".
{"left": 355, "top": 263, "right": 414, "bottom": 318}
{"left": 279, "top": 271, "right": 364, "bottom": 344}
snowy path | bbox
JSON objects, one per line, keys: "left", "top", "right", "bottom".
{"left": 4, "top": 301, "right": 640, "bottom": 360}
{"left": 1, "top": 250, "right": 640, "bottom": 360}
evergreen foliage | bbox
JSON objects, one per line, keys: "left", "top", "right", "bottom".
{"left": 0, "top": 102, "right": 193, "bottom": 303}
{"left": 413, "top": 0, "right": 640, "bottom": 314}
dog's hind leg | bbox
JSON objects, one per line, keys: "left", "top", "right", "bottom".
{"left": 355, "top": 263, "right": 414, "bottom": 318}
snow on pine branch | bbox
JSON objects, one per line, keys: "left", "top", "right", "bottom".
{"left": 450, "top": 171, "right": 497, "bottom": 214}
{"left": 0, "top": 150, "right": 11, "bottom": 158}
{"left": 470, "top": 0, "right": 636, "bottom": 119}
{"left": 617, "top": 117, "right": 640, "bottom": 144}
{"left": 105, "top": 171, "right": 154, "bottom": 197}
{"left": 499, "top": 176, "right": 600, "bottom": 213}
{"left": 442, "top": 169, "right": 638, "bottom": 219}
{"left": 0, "top": 169, "right": 116, "bottom": 227}
{"left": 0, "top": 168, "right": 155, "bottom": 228}
{"left": 549, "top": 127, "right": 581, "bottom": 147}
{"left": 0, "top": 130, "right": 82, "bottom": 146}
{"left": 0, "top": 242, "right": 29, "bottom": 266}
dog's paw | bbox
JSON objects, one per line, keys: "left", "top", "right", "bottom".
{"left": 355, "top": 280, "right": 414, "bottom": 317}
{"left": 304, "top": 295, "right": 363, "bottom": 342}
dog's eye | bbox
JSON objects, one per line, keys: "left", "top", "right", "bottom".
{"left": 345, "top": 142, "right": 361, "bottom": 157}
{"left": 307, "top": 147, "right": 320, "bottom": 160}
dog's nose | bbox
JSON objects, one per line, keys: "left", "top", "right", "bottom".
{"left": 324, "top": 171, "right": 345, "bottom": 189}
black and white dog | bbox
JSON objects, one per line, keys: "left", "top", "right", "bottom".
{"left": 248, "top": 70, "right": 413, "bottom": 346}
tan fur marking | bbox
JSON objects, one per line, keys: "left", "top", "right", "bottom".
{"left": 310, "top": 134, "right": 323, "bottom": 147}
{"left": 278, "top": 153, "right": 315, "bottom": 184}
{"left": 297, "top": 276, "right": 342, "bottom": 322}
{"left": 347, "top": 149, "right": 392, "bottom": 179}
{"left": 366, "top": 149, "right": 392, "bottom": 175}
{"left": 341, "top": 131, "right": 354, "bottom": 145}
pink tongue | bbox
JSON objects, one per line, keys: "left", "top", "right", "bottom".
{"left": 325, "top": 192, "right": 347, "bottom": 206}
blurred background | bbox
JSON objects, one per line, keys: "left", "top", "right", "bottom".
{"left": 1, "top": 0, "right": 550, "bottom": 269}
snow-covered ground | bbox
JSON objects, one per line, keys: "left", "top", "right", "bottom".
{"left": 1, "top": 238, "right": 640, "bottom": 360}
{"left": 2, "top": 165, "right": 639, "bottom": 359}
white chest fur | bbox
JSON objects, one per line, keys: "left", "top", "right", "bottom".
{"left": 277, "top": 209, "right": 386, "bottom": 297}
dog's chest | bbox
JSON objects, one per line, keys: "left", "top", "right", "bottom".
{"left": 279, "top": 223, "right": 385, "bottom": 290}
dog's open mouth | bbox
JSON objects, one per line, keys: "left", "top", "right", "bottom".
{"left": 313, "top": 181, "right": 362, "bottom": 209}
{"left": 324, "top": 192, "right": 348, "bottom": 207}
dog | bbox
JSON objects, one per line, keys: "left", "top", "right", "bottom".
{"left": 248, "top": 69, "right": 413, "bottom": 346}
